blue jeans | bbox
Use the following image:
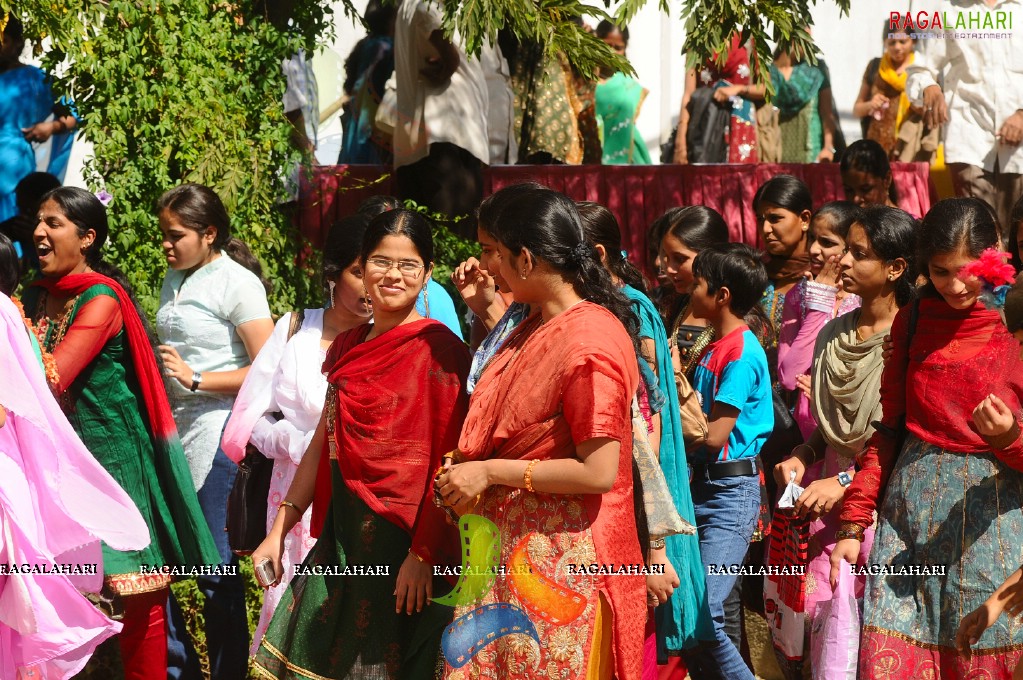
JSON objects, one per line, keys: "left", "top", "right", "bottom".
{"left": 681, "top": 470, "right": 760, "bottom": 680}
{"left": 167, "top": 446, "right": 249, "bottom": 680}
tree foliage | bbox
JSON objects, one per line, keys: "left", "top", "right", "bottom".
{"left": 433, "top": 0, "right": 851, "bottom": 97}
{"left": 1, "top": 0, "right": 350, "bottom": 316}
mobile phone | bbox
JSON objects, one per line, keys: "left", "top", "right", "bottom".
{"left": 254, "top": 558, "right": 277, "bottom": 588}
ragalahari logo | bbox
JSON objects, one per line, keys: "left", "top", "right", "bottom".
{"left": 888, "top": 9, "right": 1014, "bottom": 32}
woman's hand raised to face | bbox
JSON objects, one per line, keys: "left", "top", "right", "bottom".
{"left": 815, "top": 255, "right": 842, "bottom": 288}
{"left": 451, "top": 257, "right": 496, "bottom": 317}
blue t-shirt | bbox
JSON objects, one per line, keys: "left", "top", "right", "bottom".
{"left": 691, "top": 326, "right": 772, "bottom": 462}
{"left": 416, "top": 278, "right": 464, "bottom": 340}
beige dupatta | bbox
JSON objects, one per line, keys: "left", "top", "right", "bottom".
{"left": 810, "top": 311, "right": 887, "bottom": 462}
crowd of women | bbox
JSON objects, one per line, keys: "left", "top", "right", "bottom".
{"left": 3, "top": 131, "right": 1023, "bottom": 680}
{"left": 338, "top": 2, "right": 928, "bottom": 173}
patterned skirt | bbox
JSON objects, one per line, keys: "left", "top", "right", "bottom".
{"left": 253, "top": 463, "right": 451, "bottom": 679}
{"left": 860, "top": 435, "right": 1023, "bottom": 679}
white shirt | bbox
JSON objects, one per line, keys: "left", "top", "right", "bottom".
{"left": 905, "top": 0, "right": 1023, "bottom": 173}
{"left": 156, "top": 254, "right": 272, "bottom": 488}
{"left": 480, "top": 42, "right": 517, "bottom": 164}
{"left": 393, "top": 0, "right": 489, "bottom": 167}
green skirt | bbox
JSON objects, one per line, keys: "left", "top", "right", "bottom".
{"left": 253, "top": 462, "right": 452, "bottom": 679}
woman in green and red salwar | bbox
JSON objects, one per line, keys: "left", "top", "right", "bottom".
{"left": 23, "top": 187, "right": 220, "bottom": 678}
{"left": 251, "top": 208, "right": 470, "bottom": 679}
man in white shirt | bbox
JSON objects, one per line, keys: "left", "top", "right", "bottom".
{"left": 906, "top": 0, "right": 1023, "bottom": 232}
{"left": 393, "top": 0, "right": 489, "bottom": 235}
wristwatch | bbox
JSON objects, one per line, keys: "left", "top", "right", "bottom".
{"left": 190, "top": 371, "right": 203, "bottom": 392}
{"left": 650, "top": 538, "right": 666, "bottom": 550}
{"left": 837, "top": 471, "right": 852, "bottom": 487}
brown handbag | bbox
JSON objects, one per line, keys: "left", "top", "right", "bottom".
{"left": 226, "top": 309, "right": 304, "bottom": 556}
{"left": 675, "top": 366, "right": 709, "bottom": 451}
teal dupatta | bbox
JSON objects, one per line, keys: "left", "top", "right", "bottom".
{"left": 622, "top": 285, "right": 716, "bottom": 652}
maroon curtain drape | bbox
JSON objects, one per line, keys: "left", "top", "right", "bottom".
{"left": 298, "top": 163, "right": 936, "bottom": 279}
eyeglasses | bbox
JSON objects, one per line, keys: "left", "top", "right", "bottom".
{"left": 365, "top": 257, "right": 425, "bottom": 278}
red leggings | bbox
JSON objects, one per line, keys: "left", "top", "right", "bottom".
{"left": 119, "top": 588, "right": 169, "bottom": 680}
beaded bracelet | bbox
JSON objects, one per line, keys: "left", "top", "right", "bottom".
{"left": 524, "top": 460, "right": 539, "bottom": 493}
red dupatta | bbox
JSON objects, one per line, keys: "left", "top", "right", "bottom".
{"left": 458, "top": 302, "right": 645, "bottom": 680}
{"left": 311, "top": 319, "right": 469, "bottom": 567}
{"left": 841, "top": 298, "right": 1023, "bottom": 528}
{"left": 33, "top": 273, "right": 178, "bottom": 440}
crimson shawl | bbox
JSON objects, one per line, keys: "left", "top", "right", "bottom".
{"left": 841, "top": 298, "right": 1023, "bottom": 528}
{"left": 311, "top": 319, "right": 470, "bottom": 566}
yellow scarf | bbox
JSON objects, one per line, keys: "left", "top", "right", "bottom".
{"left": 878, "top": 52, "right": 914, "bottom": 131}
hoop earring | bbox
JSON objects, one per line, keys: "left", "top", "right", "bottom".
{"left": 328, "top": 281, "right": 336, "bottom": 308}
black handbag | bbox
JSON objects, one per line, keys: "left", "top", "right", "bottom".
{"left": 225, "top": 309, "right": 304, "bottom": 556}
{"left": 226, "top": 443, "right": 277, "bottom": 555}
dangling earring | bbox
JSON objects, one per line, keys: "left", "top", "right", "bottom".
{"left": 328, "top": 281, "right": 336, "bottom": 308}
{"left": 423, "top": 285, "right": 431, "bottom": 318}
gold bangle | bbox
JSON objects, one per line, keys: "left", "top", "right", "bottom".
{"left": 409, "top": 549, "right": 426, "bottom": 563}
{"left": 279, "top": 500, "right": 302, "bottom": 514}
{"left": 836, "top": 522, "right": 866, "bottom": 542}
{"left": 523, "top": 460, "right": 539, "bottom": 493}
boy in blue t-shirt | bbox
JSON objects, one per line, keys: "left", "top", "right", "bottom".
{"left": 680, "top": 242, "right": 772, "bottom": 680}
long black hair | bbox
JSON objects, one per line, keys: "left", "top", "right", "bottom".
{"left": 478, "top": 184, "right": 641, "bottom": 351}
{"left": 655, "top": 205, "right": 729, "bottom": 252}
{"left": 917, "top": 197, "right": 1000, "bottom": 296}
{"left": 157, "top": 183, "right": 272, "bottom": 294}
{"left": 0, "top": 233, "right": 19, "bottom": 297}
{"left": 850, "top": 206, "right": 918, "bottom": 306}
{"left": 322, "top": 213, "right": 371, "bottom": 290}
{"left": 840, "top": 139, "right": 899, "bottom": 204}
{"left": 753, "top": 174, "right": 813, "bottom": 215}
{"left": 39, "top": 187, "right": 164, "bottom": 361}
{"left": 576, "top": 201, "right": 646, "bottom": 293}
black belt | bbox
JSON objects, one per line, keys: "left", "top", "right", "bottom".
{"left": 691, "top": 457, "right": 759, "bottom": 480}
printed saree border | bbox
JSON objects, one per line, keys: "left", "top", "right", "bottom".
{"left": 864, "top": 624, "right": 1023, "bottom": 656}
{"left": 253, "top": 640, "right": 337, "bottom": 680}
{"left": 106, "top": 571, "right": 171, "bottom": 596}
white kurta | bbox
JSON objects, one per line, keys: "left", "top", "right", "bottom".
{"left": 226, "top": 309, "right": 327, "bottom": 655}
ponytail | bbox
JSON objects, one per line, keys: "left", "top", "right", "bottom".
{"left": 479, "top": 185, "right": 642, "bottom": 354}
{"left": 224, "top": 237, "right": 272, "bottom": 295}
{"left": 576, "top": 201, "right": 647, "bottom": 293}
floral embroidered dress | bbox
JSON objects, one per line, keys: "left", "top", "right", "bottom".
{"left": 448, "top": 303, "right": 644, "bottom": 679}
{"left": 841, "top": 299, "right": 1023, "bottom": 678}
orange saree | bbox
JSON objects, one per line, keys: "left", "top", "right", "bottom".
{"left": 447, "top": 302, "right": 645, "bottom": 679}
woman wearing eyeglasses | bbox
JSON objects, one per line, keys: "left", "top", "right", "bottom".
{"left": 251, "top": 208, "right": 470, "bottom": 680}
